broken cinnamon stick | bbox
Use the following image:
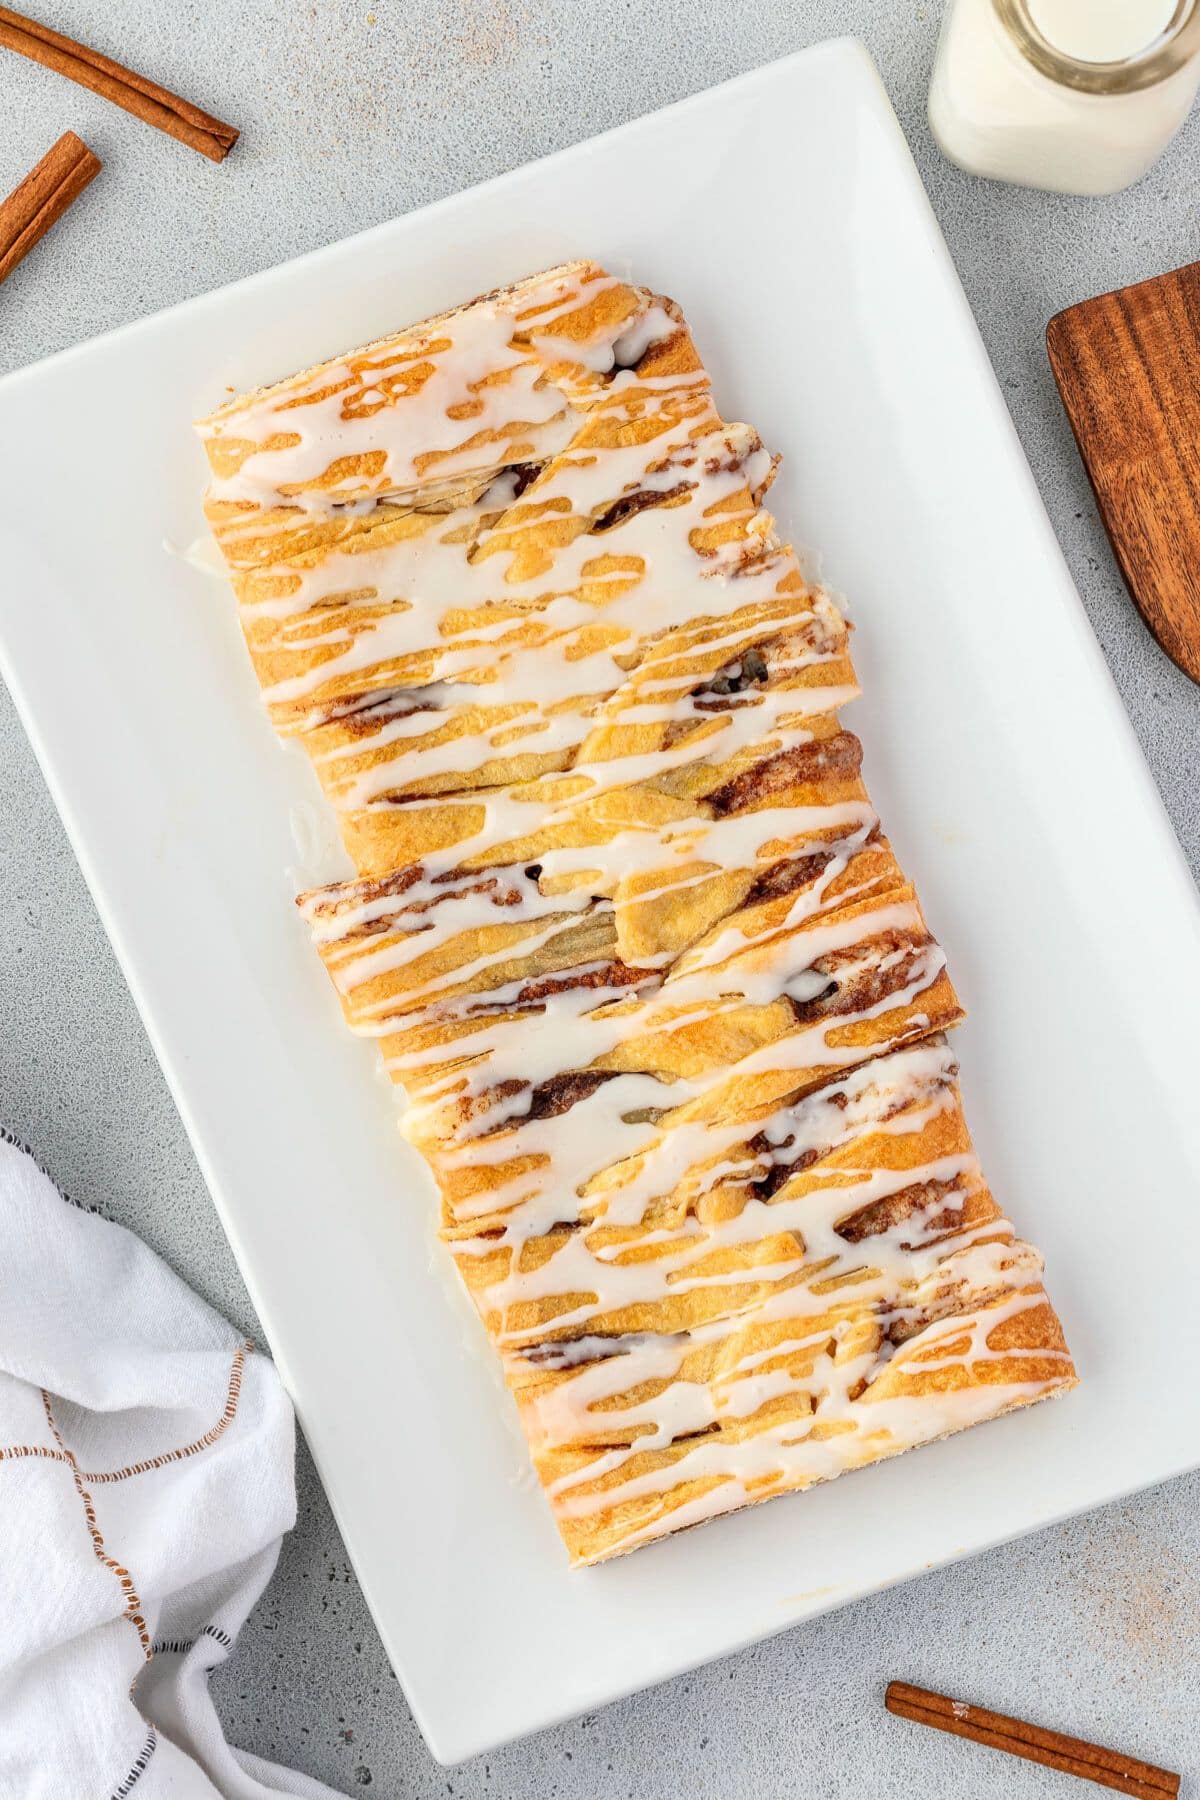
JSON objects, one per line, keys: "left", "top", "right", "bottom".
{"left": 0, "top": 129, "right": 100, "bottom": 285}
{"left": 885, "top": 1682, "right": 1180, "bottom": 1798}
{"left": 0, "top": 7, "right": 238, "bottom": 162}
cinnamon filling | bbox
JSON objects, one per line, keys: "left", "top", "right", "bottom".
{"left": 589, "top": 480, "right": 697, "bottom": 535}
{"left": 744, "top": 852, "right": 835, "bottom": 907}
{"left": 513, "top": 960, "right": 651, "bottom": 1004}
{"left": 508, "top": 461, "right": 542, "bottom": 498}
{"left": 707, "top": 731, "right": 863, "bottom": 814}
{"left": 694, "top": 645, "right": 770, "bottom": 707}
{"left": 786, "top": 932, "right": 934, "bottom": 1026}
{"left": 836, "top": 1177, "right": 964, "bottom": 1246}
{"left": 526, "top": 1068, "right": 618, "bottom": 1121}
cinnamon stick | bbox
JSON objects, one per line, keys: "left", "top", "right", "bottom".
{"left": 0, "top": 7, "right": 238, "bottom": 162}
{"left": 0, "top": 129, "right": 100, "bottom": 285}
{"left": 885, "top": 1682, "right": 1180, "bottom": 1798}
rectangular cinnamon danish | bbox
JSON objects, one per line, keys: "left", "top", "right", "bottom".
{"left": 196, "top": 261, "right": 1075, "bottom": 1564}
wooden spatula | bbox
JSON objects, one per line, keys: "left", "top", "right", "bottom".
{"left": 1047, "top": 262, "right": 1200, "bottom": 685}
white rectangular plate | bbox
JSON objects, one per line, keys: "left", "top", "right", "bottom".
{"left": 2, "top": 38, "right": 1199, "bottom": 1767}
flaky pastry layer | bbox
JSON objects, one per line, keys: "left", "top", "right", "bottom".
{"left": 198, "top": 261, "right": 1075, "bottom": 1565}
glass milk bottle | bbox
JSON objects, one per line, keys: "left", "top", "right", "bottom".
{"left": 929, "top": 0, "right": 1200, "bottom": 194}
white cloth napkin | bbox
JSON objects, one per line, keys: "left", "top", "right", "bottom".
{"left": 0, "top": 1135, "right": 344, "bottom": 1800}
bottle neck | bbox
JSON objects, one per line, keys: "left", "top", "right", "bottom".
{"left": 992, "top": 0, "right": 1200, "bottom": 94}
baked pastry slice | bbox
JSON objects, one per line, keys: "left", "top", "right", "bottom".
{"left": 502, "top": 1037, "right": 1071, "bottom": 1564}
{"left": 198, "top": 262, "right": 1076, "bottom": 1565}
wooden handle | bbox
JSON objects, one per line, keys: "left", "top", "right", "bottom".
{"left": 1048, "top": 262, "right": 1200, "bottom": 685}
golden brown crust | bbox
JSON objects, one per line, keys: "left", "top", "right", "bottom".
{"left": 200, "top": 261, "right": 1075, "bottom": 1567}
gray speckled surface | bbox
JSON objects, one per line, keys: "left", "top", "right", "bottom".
{"left": 2, "top": 3, "right": 1199, "bottom": 1795}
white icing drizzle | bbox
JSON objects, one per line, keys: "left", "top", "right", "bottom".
{"left": 163, "top": 533, "right": 228, "bottom": 578}
{"left": 198, "top": 265, "right": 652, "bottom": 510}
{"left": 199, "top": 262, "right": 1074, "bottom": 1564}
